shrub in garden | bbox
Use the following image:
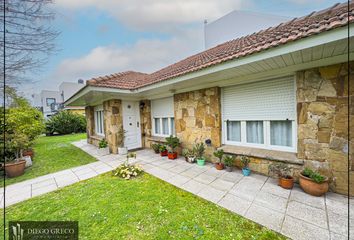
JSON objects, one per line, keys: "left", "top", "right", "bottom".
{"left": 113, "top": 152, "right": 143, "bottom": 180}
{"left": 46, "top": 111, "right": 86, "bottom": 135}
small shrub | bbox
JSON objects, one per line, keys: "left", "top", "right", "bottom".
{"left": 269, "top": 162, "right": 292, "bottom": 178}
{"left": 302, "top": 168, "right": 326, "bottom": 183}
{"left": 151, "top": 143, "right": 161, "bottom": 153}
{"left": 98, "top": 139, "right": 108, "bottom": 149}
{"left": 224, "top": 155, "right": 235, "bottom": 167}
{"left": 113, "top": 152, "right": 143, "bottom": 180}
{"left": 165, "top": 135, "right": 179, "bottom": 153}
{"left": 240, "top": 156, "right": 250, "bottom": 169}
{"left": 159, "top": 145, "right": 167, "bottom": 152}
{"left": 213, "top": 149, "right": 224, "bottom": 163}
{"left": 45, "top": 111, "right": 86, "bottom": 135}
{"left": 194, "top": 143, "right": 205, "bottom": 159}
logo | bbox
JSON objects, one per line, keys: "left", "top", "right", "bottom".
{"left": 9, "top": 221, "right": 78, "bottom": 240}
{"left": 11, "top": 223, "right": 24, "bottom": 240}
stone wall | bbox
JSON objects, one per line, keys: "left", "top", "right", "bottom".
{"left": 103, "top": 99, "right": 123, "bottom": 154}
{"left": 139, "top": 100, "right": 152, "bottom": 148}
{"left": 297, "top": 62, "right": 353, "bottom": 195}
{"left": 174, "top": 87, "right": 221, "bottom": 158}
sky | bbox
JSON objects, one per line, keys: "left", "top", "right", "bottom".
{"left": 21, "top": 0, "right": 343, "bottom": 98}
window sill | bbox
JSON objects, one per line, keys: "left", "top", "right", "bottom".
{"left": 147, "top": 136, "right": 167, "bottom": 143}
{"left": 219, "top": 145, "right": 304, "bottom": 165}
{"left": 90, "top": 135, "right": 104, "bottom": 141}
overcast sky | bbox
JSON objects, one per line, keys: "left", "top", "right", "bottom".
{"left": 21, "top": 0, "right": 342, "bottom": 98}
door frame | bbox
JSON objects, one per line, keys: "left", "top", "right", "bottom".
{"left": 122, "top": 100, "right": 142, "bottom": 150}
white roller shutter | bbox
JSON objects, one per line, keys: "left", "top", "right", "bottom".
{"left": 151, "top": 97, "right": 174, "bottom": 117}
{"left": 222, "top": 76, "right": 295, "bottom": 121}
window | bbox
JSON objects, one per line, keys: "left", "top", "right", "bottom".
{"left": 222, "top": 77, "right": 296, "bottom": 152}
{"left": 94, "top": 106, "right": 104, "bottom": 136}
{"left": 153, "top": 117, "right": 175, "bottom": 136}
{"left": 46, "top": 98, "right": 56, "bottom": 106}
{"left": 151, "top": 97, "right": 175, "bottom": 137}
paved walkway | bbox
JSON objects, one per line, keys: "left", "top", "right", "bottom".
{"left": 2, "top": 140, "right": 353, "bottom": 240}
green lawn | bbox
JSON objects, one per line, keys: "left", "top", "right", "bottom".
{"left": 2, "top": 173, "right": 285, "bottom": 239}
{"left": 3, "top": 133, "right": 97, "bottom": 187}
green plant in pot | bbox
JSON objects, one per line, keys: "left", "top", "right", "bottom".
{"left": 299, "top": 167, "right": 329, "bottom": 196}
{"left": 224, "top": 155, "right": 235, "bottom": 172}
{"left": 151, "top": 143, "right": 161, "bottom": 154}
{"left": 117, "top": 126, "right": 128, "bottom": 155}
{"left": 165, "top": 135, "right": 180, "bottom": 160}
{"left": 213, "top": 149, "right": 224, "bottom": 170}
{"left": 159, "top": 145, "right": 168, "bottom": 157}
{"left": 183, "top": 148, "right": 196, "bottom": 163}
{"left": 268, "top": 162, "right": 294, "bottom": 189}
{"left": 240, "top": 156, "right": 251, "bottom": 176}
{"left": 97, "top": 138, "right": 110, "bottom": 156}
{"left": 194, "top": 143, "right": 206, "bottom": 166}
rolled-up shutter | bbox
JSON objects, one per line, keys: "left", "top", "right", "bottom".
{"left": 151, "top": 97, "right": 174, "bottom": 117}
{"left": 222, "top": 76, "right": 295, "bottom": 121}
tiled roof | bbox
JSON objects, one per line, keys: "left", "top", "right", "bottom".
{"left": 87, "top": 1, "right": 353, "bottom": 90}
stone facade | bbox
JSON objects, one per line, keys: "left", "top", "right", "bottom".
{"left": 174, "top": 87, "right": 222, "bottom": 158}
{"left": 102, "top": 99, "right": 123, "bottom": 154}
{"left": 139, "top": 100, "right": 152, "bottom": 148}
{"left": 296, "top": 62, "right": 353, "bottom": 195}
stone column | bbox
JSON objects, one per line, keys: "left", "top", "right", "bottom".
{"left": 103, "top": 99, "right": 123, "bottom": 154}
{"left": 174, "top": 87, "right": 221, "bottom": 160}
{"left": 139, "top": 100, "right": 152, "bottom": 148}
{"left": 85, "top": 106, "right": 95, "bottom": 144}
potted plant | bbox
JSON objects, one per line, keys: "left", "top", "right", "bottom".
{"left": 224, "top": 155, "right": 235, "bottom": 172}
{"left": 183, "top": 148, "right": 196, "bottom": 163}
{"left": 268, "top": 162, "right": 294, "bottom": 189}
{"left": 22, "top": 148, "right": 34, "bottom": 158}
{"left": 165, "top": 135, "right": 180, "bottom": 160}
{"left": 117, "top": 126, "right": 128, "bottom": 155}
{"left": 4, "top": 133, "right": 28, "bottom": 178}
{"left": 240, "top": 156, "right": 251, "bottom": 176}
{"left": 151, "top": 143, "right": 161, "bottom": 154}
{"left": 97, "top": 138, "right": 110, "bottom": 156}
{"left": 213, "top": 149, "right": 224, "bottom": 170}
{"left": 299, "top": 167, "right": 329, "bottom": 196}
{"left": 159, "top": 145, "right": 168, "bottom": 157}
{"left": 195, "top": 143, "right": 206, "bottom": 166}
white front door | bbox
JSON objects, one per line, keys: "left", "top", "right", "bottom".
{"left": 122, "top": 101, "right": 142, "bottom": 150}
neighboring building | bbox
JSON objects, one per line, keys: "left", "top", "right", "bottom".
{"left": 33, "top": 80, "right": 85, "bottom": 118}
{"left": 66, "top": 2, "right": 353, "bottom": 196}
{"left": 204, "top": 10, "right": 290, "bottom": 49}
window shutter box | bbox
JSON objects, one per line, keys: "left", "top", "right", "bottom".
{"left": 151, "top": 97, "right": 174, "bottom": 117}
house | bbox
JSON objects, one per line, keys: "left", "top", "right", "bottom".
{"left": 33, "top": 80, "right": 85, "bottom": 118}
{"left": 66, "top": 2, "right": 353, "bottom": 196}
{"left": 204, "top": 10, "right": 290, "bottom": 49}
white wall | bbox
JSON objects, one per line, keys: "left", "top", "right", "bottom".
{"left": 204, "top": 11, "right": 290, "bottom": 49}
{"left": 59, "top": 82, "right": 85, "bottom": 102}
{"left": 40, "top": 90, "right": 61, "bottom": 118}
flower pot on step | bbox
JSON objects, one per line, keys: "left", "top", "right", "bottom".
{"left": 5, "top": 160, "right": 26, "bottom": 178}
{"left": 97, "top": 147, "right": 110, "bottom": 156}
{"left": 23, "top": 156, "right": 32, "bottom": 168}
{"left": 242, "top": 167, "right": 251, "bottom": 176}
{"left": 118, "top": 147, "right": 128, "bottom": 155}
{"left": 197, "top": 158, "right": 205, "bottom": 166}
{"left": 23, "top": 149, "right": 34, "bottom": 158}
{"left": 187, "top": 156, "right": 195, "bottom": 163}
{"left": 299, "top": 173, "right": 328, "bottom": 196}
{"left": 215, "top": 163, "right": 224, "bottom": 170}
{"left": 160, "top": 150, "right": 168, "bottom": 157}
{"left": 225, "top": 166, "right": 232, "bottom": 172}
{"left": 168, "top": 152, "right": 177, "bottom": 160}
{"left": 278, "top": 176, "right": 294, "bottom": 189}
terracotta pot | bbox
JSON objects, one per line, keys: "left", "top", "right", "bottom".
{"left": 215, "top": 163, "right": 224, "bottom": 170}
{"left": 299, "top": 173, "right": 329, "bottom": 196}
{"left": 278, "top": 177, "right": 294, "bottom": 189}
{"left": 168, "top": 152, "right": 177, "bottom": 160}
{"left": 23, "top": 149, "right": 34, "bottom": 158}
{"left": 160, "top": 150, "right": 168, "bottom": 157}
{"left": 5, "top": 160, "right": 26, "bottom": 178}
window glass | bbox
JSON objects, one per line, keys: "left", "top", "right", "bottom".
{"left": 95, "top": 110, "right": 104, "bottom": 135}
{"left": 46, "top": 98, "right": 56, "bottom": 106}
{"left": 227, "top": 121, "right": 241, "bottom": 142}
{"left": 162, "top": 118, "right": 169, "bottom": 135}
{"left": 246, "top": 121, "right": 264, "bottom": 144}
{"left": 170, "top": 118, "right": 175, "bottom": 135}
{"left": 270, "top": 121, "right": 292, "bottom": 147}
{"left": 154, "top": 118, "right": 161, "bottom": 134}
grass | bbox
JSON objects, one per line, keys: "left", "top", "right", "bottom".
{"left": 3, "top": 133, "right": 97, "bottom": 187}
{"left": 2, "top": 173, "right": 285, "bottom": 240}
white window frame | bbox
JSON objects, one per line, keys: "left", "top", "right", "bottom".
{"left": 223, "top": 120, "right": 296, "bottom": 152}
{"left": 152, "top": 116, "right": 175, "bottom": 137}
{"left": 221, "top": 76, "right": 297, "bottom": 153}
{"left": 94, "top": 105, "right": 104, "bottom": 136}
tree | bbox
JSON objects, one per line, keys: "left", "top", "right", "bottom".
{"left": 0, "top": 0, "right": 59, "bottom": 85}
